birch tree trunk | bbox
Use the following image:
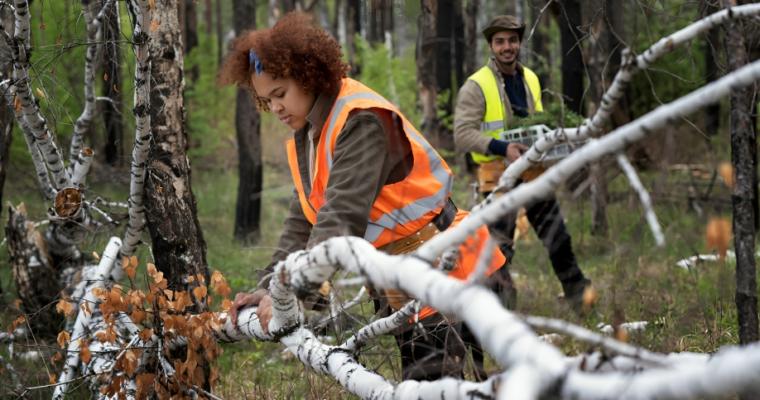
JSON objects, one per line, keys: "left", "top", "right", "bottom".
{"left": 143, "top": 0, "right": 210, "bottom": 292}
{"left": 561, "top": 0, "right": 584, "bottom": 114}
{"left": 103, "top": 0, "right": 123, "bottom": 167}
{"left": 723, "top": 0, "right": 760, "bottom": 347}
{"left": 417, "top": 0, "right": 439, "bottom": 145}
{"left": 233, "top": 0, "right": 263, "bottom": 245}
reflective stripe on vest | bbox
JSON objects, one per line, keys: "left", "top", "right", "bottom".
{"left": 468, "top": 65, "right": 544, "bottom": 164}
{"left": 286, "top": 78, "right": 454, "bottom": 248}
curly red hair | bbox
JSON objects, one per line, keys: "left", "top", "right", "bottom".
{"left": 218, "top": 12, "right": 349, "bottom": 112}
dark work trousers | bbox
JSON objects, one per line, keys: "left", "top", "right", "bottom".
{"left": 392, "top": 266, "right": 515, "bottom": 381}
{"left": 484, "top": 190, "right": 583, "bottom": 283}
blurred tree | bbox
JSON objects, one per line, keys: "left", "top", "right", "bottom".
{"left": 347, "top": 0, "right": 364, "bottom": 75}
{"left": 530, "top": 0, "right": 552, "bottom": 104}
{"left": 217, "top": 0, "right": 223, "bottom": 63}
{"left": 701, "top": 1, "right": 721, "bottom": 137}
{"left": 102, "top": 0, "right": 123, "bottom": 167}
{"left": 204, "top": 0, "right": 213, "bottom": 34}
{"left": 560, "top": 0, "right": 583, "bottom": 114}
{"left": 233, "top": 0, "right": 263, "bottom": 245}
{"left": 417, "top": 0, "right": 439, "bottom": 145}
{"left": 144, "top": 0, "right": 210, "bottom": 290}
{"left": 463, "top": 0, "right": 479, "bottom": 78}
{"left": 368, "top": 0, "right": 393, "bottom": 46}
{"left": 723, "top": 0, "right": 759, "bottom": 349}
{"left": 184, "top": 0, "right": 199, "bottom": 81}
{"left": 586, "top": 0, "right": 608, "bottom": 237}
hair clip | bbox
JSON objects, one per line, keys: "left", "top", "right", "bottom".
{"left": 249, "top": 48, "right": 263, "bottom": 76}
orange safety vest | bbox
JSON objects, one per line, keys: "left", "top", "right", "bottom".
{"left": 286, "top": 78, "right": 506, "bottom": 319}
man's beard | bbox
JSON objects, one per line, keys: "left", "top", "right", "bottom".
{"left": 497, "top": 49, "right": 519, "bottom": 65}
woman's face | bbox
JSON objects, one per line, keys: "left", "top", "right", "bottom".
{"left": 251, "top": 71, "right": 316, "bottom": 131}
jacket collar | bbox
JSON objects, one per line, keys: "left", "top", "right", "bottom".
{"left": 305, "top": 82, "right": 343, "bottom": 141}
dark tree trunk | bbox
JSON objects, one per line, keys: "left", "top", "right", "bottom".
{"left": 368, "top": 0, "right": 393, "bottom": 45}
{"left": 436, "top": 0, "right": 453, "bottom": 92}
{"left": 103, "top": 1, "right": 123, "bottom": 167}
{"left": 144, "top": 0, "right": 209, "bottom": 293}
{"left": 417, "top": 0, "right": 439, "bottom": 145}
{"left": 723, "top": 0, "right": 759, "bottom": 348}
{"left": 463, "top": 0, "right": 479, "bottom": 78}
{"left": 560, "top": 0, "right": 584, "bottom": 114}
{"left": 185, "top": 0, "right": 199, "bottom": 81}
{"left": 347, "top": 0, "right": 363, "bottom": 76}
{"left": 605, "top": 0, "right": 631, "bottom": 127}
{"left": 233, "top": 0, "right": 263, "bottom": 245}
{"left": 586, "top": 0, "right": 608, "bottom": 236}
{"left": 6, "top": 203, "right": 61, "bottom": 338}
{"left": 216, "top": 0, "right": 223, "bottom": 64}
{"left": 204, "top": 0, "right": 213, "bottom": 34}
{"left": 454, "top": 0, "right": 465, "bottom": 88}
{"left": 703, "top": 1, "right": 721, "bottom": 137}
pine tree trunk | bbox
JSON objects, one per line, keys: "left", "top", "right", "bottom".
{"left": 204, "top": 0, "right": 213, "bottom": 34}
{"left": 586, "top": 0, "right": 608, "bottom": 236}
{"left": 6, "top": 203, "right": 61, "bottom": 338}
{"left": 723, "top": 0, "right": 760, "bottom": 348}
{"left": 232, "top": 0, "right": 263, "bottom": 245}
{"left": 103, "top": 0, "right": 123, "bottom": 167}
{"left": 463, "top": 0, "right": 479, "bottom": 78}
{"left": 143, "top": 0, "right": 209, "bottom": 292}
{"left": 347, "top": 0, "right": 363, "bottom": 76}
{"left": 417, "top": 0, "right": 439, "bottom": 145}
{"left": 560, "top": 0, "right": 584, "bottom": 114}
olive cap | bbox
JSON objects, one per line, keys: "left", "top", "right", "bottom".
{"left": 482, "top": 15, "right": 525, "bottom": 42}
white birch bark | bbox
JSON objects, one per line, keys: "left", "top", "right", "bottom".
{"left": 53, "top": 236, "right": 122, "bottom": 400}
{"left": 71, "top": 148, "right": 94, "bottom": 189}
{"left": 67, "top": 0, "right": 109, "bottom": 174}
{"left": 115, "top": 0, "right": 153, "bottom": 277}
{"left": 12, "top": 0, "right": 71, "bottom": 189}
{"left": 19, "top": 118, "right": 56, "bottom": 199}
{"left": 490, "top": 3, "right": 760, "bottom": 195}
{"left": 616, "top": 152, "right": 664, "bottom": 246}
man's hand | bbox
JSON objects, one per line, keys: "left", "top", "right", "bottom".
{"left": 506, "top": 142, "right": 529, "bottom": 163}
{"left": 230, "top": 289, "right": 272, "bottom": 334}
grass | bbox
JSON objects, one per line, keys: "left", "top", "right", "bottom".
{"left": 0, "top": 131, "right": 758, "bottom": 399}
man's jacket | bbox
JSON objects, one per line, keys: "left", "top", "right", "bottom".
{"left": 454, "top": 58, "right": 543, "bottom": 164}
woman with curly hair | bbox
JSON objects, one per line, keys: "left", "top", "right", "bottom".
{"left": 223, "top": 12, "right": 512, "bottom": 381}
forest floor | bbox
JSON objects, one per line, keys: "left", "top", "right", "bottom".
{"left": 0, "top": 134, "right": 757, "bottom": 399}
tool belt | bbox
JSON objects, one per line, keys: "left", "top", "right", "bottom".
{"left": 376, "top": 198, "right": 457, "bottom": 312}
{"left": 477, "top": 160, "right": 547, "bottom": 193}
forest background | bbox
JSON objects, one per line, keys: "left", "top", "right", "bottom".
{"left": 1, "top": 0, "right": 759, "bottom": 398}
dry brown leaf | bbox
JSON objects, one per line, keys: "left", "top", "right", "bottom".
{"left": 91, "top": 286, "right": 106, "bottom": 300}
{"left": 49, "top": 373, "right": 56, "bottom": 384}
{"left": 124, "top": 265, "right": 136, "bottom": 280}
{"left": 113, "top": 84, "right": 119, "bottom": 93}
{"left": 104, "top": 72, "right": 108, "bottom": 81}
{"left": 582, "top": 284, "right": 596, "bottom": 310}
{"left": 57, "top": 331, "right": 70, "bottom": 348}
{"left": 130, "top": 255, "right": 138, "bottom": 268}
{"left": 706, "top": 217, "right": 732, "bottom": 258}
{"left": 193, "top": 286, "right": 207, "bottom": 300}
{"left": 147, "top": 263, "right": 158, "bottom": 277}
{"left": 79, "top": 345, "right": 92, "bottom": 364}
{"left": 15, "top": 316, "right": 25, "bottom": 325}
{"left": 50, "top": 351, "right": 62, "bottom": 365}
{"left": 139, "top": 329, "right": 154, "bottom": 342}
{"left": 154, "top": 271, "right": 164, "bottom": 284}
{"left": 196, "top": 274, "right": 205, "bottom": 283}
{"left": 718, "top": 162, "right": 735, "bottom": 192}
{"left": 92, "top": 251, "right": 100, "bottom": 262}
{"left": 35, "top": 88, "right": 45, "bottom": 99}
{"left": 150, "top": 19, "right": 161, "bottom": 31}
{"left": 39, "top": 23, "right": 46, "bottom": 30}
{"left": 221, "top": 299, "right": 232, "bottom": 311}
{"left": 56, "top": 37, "right": 62, "bottom": 46}
{"left": 615, "top": 328, "right": 628, "bottom": 343}
{"left": 56, "top": 300, "right": 73, "bottom": 315}
{"left": 188, "top": 275, "right": 195, "bottom": 283}
{"left": 149, "top": 0, "right": 155, "bottom": 12}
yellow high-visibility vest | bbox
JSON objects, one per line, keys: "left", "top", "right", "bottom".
{"left": 468, "top": 65, "right": 543, "bottom": 164}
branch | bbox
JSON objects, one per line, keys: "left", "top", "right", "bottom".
{"left": 416, "top": 58, "right": 760, "bottom": 264}
{"left": 342, "top": 300, "right": 417, "bottom": 353}
{"left": 486, "top": 3, "right": 760, "bottom": 196}
{"left": 53, "top": 237, "right": 122, "bottom": 400}
{"left": 11, "top": 0, "right": 71, "bottom": 189}
{"left": 18, "top": 118, "right": 56, "bottom": 200}
{"left": 115, "top": 0, "right": 153, "bottom": 275}
{"left": 616, "top": 153, "right": 664, "bottom": 246}
{"left": 67, "top": 0, "right": 109, "bottom": 173}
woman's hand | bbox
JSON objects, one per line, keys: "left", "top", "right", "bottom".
{"left": 230, "top": 289, "right": 272, "bottom": 334}
{"left": 506, "top": 142, "right": 530, "bottom": 163}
